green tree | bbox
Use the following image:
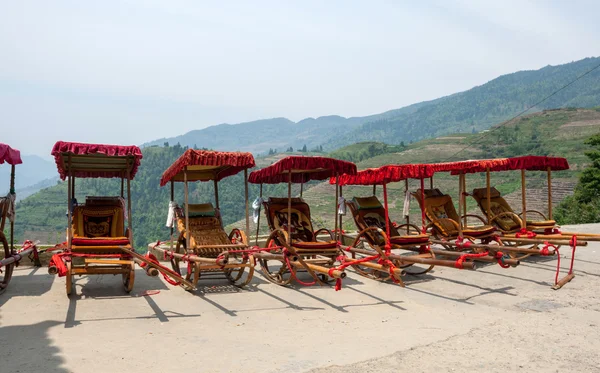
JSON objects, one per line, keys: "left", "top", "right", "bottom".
{"left": 555, "top": 133, "right": 600, "bottom": 224}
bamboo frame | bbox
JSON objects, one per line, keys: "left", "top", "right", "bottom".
{"left": 486, "top": 167, "right": 491, "bottom": 224}
{"left": 255, "top": 184, "right": 263, "bottom": 245}
{"left": 184, "top": 167, "right": 190, "bottom": 249}
{"left": 547, "top": 167, "right": 553, "bottom": 220}
{"left": 245, "top": 169, "right": 250, "bottom": 236}
{"left": 521, "top": 169, "right": 527, "bottom": 225}
{"left": 334, "top": 173, "right": 339, "bottom": 242}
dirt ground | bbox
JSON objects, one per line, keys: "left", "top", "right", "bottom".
{"left": 1, "top": 224, "right": 599, "bottom": 373}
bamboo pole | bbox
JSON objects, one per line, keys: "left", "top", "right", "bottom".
{"left": 244, "top": 169, "right": 249, "bottom": 236}
{"left": 126, "top": 158, "right": 132, "bottom": 244}
{"left": 10, "top": 164, "right": 15, "bottom": 250}
{"left": 170, "top": 180, "right": 174, "bottom": 252}
{"left": 290, "top": 261, "right": 346, "bottom": 279}
{"left": 300, "top": 182, "right": 303, "bottom": 198}
{"left": 420, "top": 178, "right": 426, "bottom": 233}
{"left": 339, "top": 185, "right": 343, "bottom": 240}
{"left": 334, "top": 173, "right": 339, "bottom": 242}
{"left": 67, "top": 155, "right": 72, "bottom": 249}
{"left": 121, "top": 173, "right": 124, "bottom": 198}
{"left": 501, "top": 236, "right": 588, "bottom": 246}
{"left": 255, "top": 184, "right": 263, "bottom": 245}
{"left": 547, "top": 167, "right": 553, "bottom": 220}
{"left": 429, "top": 176, "right": 433, "bottom": 189}
{"left": 372, "top": 184, "right": 376, "bottom": 196}
{"left": 152, "top": 246, "right": 229, "bottom": 266}
{"left": 404, "top": 179, "right": 410, "bottom": 234}
{"left": 287, "top": 170, "right": 292, "bottom": 245}
{"left": 383, "top": 182, "right": 391, "bottom": 238}
{"left": 184, "top": 167, "right": 190, "bottom": 249}
{"left": 428, "top": 248, "right": 520, "bottom": 267}
{"left": 486, "top": 167, "right": 491, "bottom": 224}
{"left": 347, "top": 246, "right": 476, "bottom": 270}
{"left": 521, "top": 169, "right": 527, "bottom": 225}
{"left": 121, "top": 247, "right": 196, "bottom": 290}
{"left": 214, "top": 178, "right": 220, "bottom": 209}
{"left": 457, "top": 173, "right": 464, "bottom": 236}
{"left": 429, "top": 238, "right": 556, "bottom": 255}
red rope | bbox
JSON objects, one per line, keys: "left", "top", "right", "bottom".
{"left": 140, "top": 252, "right": 182, "bottom": 286}
{"left": 553, "top": 235, "right": 578, "bottom": 286}
{"left": 454, "top": 236, "right": 472, "bottom": 250}
{"left": 494, "top": 251, "right": 510, "bottom": 268}
{"left": 454, "top": 251, "right": 489, "bottom": 269}
{"left": 515, "top": 228, "right": 536, "bottom": 238}
{"left": 282, "top": 248, "right": 316, "bottom": 286}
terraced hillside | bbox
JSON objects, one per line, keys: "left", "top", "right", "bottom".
{"left": 238, "top": 108, "right": 599, "bottom": 235}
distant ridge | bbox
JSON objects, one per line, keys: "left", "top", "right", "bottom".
{"left": 142, "top": 57, "right": 600, "bottom": 154}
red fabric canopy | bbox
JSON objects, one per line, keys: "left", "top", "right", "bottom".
{"left": 51, "top": 141, "right": 143, "bottom": 180}
{"left": 331, "top": 164, "right": 436, "bottom": 186}
{"left": 160, "top": 149, "right": 256, "bottom": 186}
{"left": 0, "top": 143, "right": 22, "bottom": 166}
{"left": 449, "top": 156, "right": 569, "bottom": 174}
{"left": 248, "top": 156, "right": 357, "bottom": 184}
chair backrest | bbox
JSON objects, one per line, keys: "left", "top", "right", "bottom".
{"left": 411, "top": 189, "right": 460, "bottom": 237}
{"left": 0, "top": 196, "right": 8, "bottom": 231}
{"left": 348, "top": 196, "right": 399, "bottom": 247}
{"left": 72, "top": 205, "right": 125, "bottom": 238}
{"left": 471, "top": 187, "right": 520, "bottom": 231}
{"left": 174, "top": 202, "right": 230, "bottom": 247}
{"left": 263, "top": 197, "right": 315, "bottom": 242}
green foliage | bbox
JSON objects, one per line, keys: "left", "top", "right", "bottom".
{"left": 555, "top": 133, "right": 600, "bottom": 224}
{"left": 328, "top": 142, "right": 405, "bottom": 163}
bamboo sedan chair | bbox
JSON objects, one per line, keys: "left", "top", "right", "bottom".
{"left": 46, "top": 142, "right": 194, "bottom": 295}
{"left": 152, "top": 149, "right": 256, "bottom": 288}
{"left": 47, "top": 141, "right": 143, "bottom": 295}
{"left": 456, "top": 155, "right": 591, "bottom": 289}
{"left": 0, "top": 144, "right": 40, "bottom": 293}
{"left": 331, "top": 165, "right": 477, "bottom": 285}
{"left": 248, "top": 156, "right": 356, "bottom": 287}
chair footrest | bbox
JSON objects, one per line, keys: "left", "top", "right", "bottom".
{"left": 84, "top": 258, "right": 133, "bottom": 265}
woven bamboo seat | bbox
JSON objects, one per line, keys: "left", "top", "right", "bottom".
{"left": 412, "top": 189, "right": 496, "bottom": 239}
{"left": 471, "top": 187, "right": 556, "bottom": 232}
{"left": 263, "top": 197, "right": 338, "bottom": 252}
{"left": 347, "top": 196, "right": 430, "bottom": 248}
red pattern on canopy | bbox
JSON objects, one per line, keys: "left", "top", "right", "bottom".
{"left": 51, "top": 141, "right": 143, "bottom": 180}
{"left": 160, "top": 149, "right": 256, "bottom": 186}
{"left": 449, "top": 156, "right": 569, "bottom": 174}
{"left": 0, "top": 143, "right": 22, "bottom": 166}
{"left": 249, "top": 156, "right": 357, "bottom": 184}
{"left": 331, "top": 164, "right": 436, "bottom": 186}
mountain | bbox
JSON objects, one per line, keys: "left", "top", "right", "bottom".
{"left": 0, "top": 154, "right": 56, "bottom": 195}
{"left": 143, "top": 116, "right": 368, "bottom": 154}
{"left": 143, "top": 57, "right": 600, "bottom": 153}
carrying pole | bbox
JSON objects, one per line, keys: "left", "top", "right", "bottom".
{"left": 339, "top": 184, "right": 343, "bottom": 241}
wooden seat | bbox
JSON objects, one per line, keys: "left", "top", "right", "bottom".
{"left": 412, "top": 189, "right": 496, "bottom": 239}
{"left": 263, "top": 197, "right": 337, "bottom": 254}
{"left": 347, "top": 196, "right": 430, "bottom": 249}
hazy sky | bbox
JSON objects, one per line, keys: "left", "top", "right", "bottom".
{"left": 1, "top": 0, "right": 599, "bottom": 157}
